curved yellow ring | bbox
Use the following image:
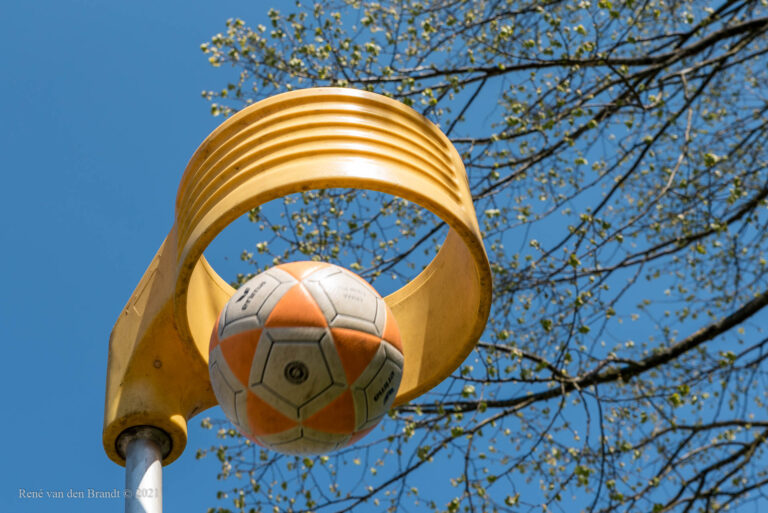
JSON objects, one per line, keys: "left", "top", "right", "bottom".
{"left": 103, "top": 88, "right": 491, "bottom": 466}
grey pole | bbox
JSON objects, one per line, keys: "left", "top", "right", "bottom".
{"left": 117, "top": 426, "right": 172, "bottom": 513}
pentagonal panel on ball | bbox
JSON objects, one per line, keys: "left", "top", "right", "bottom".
{"left": 252, "top": 328, "right": 344, "bottom": 420}
{"left": 383, "top": 340, "right": 405, "bottom": 369}
{"left": 372, "top": 297, "right": 387, "bottom": 337}
{"left": 355, "top": 345, "right": 403, "bottom": 429}
{"left": 219, "top": 268, "right": 297, "bottom": 339}
{"left": 304, "top": 270, "right": 381, "bottom": 336}
{"left": 350, "top": 344, "right": 387, "bottom": 429}
{"left": 255, "top": 424, "right": 304, "bottom": 447}
{"left": 209, "top": 347, "right": 248, "bottom": 430}
{"left": 260, "top": 426, "right": 350, "bottom": 455}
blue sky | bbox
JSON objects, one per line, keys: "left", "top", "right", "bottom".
{"left": 5, "top": 2, "right": 766, "bottom": 512}
{"left": 0, "top": 1, "right": 270, "bottom": 511}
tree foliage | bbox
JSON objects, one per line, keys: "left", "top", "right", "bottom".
{"left": 196, "top": 1, "right": 768, "bottom": 512}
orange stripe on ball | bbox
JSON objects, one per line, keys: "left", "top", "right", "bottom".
{"left": 382, "top": 310, "right": 403, "bottom": 354}
{"left": 264, "top": 283, "right": 328, "bottom": 328}
{"left": 331, "top": 328, "right": 382, "bottom": 385}
{"left": 303, "top": 389, "right": 356, "bottom": 434}
{"left": 209, "top": 317, "right": 222, "bottom": 352}
{"left": 349, "top": 424, "right": 377, "bottom": 445}
{"left": 246, "top": 391, "right": 298, "bottom": 436}
{"left": 277, "top": 261, "right": 329, "bottom": 281}
{"left": 219, "top": 329, "right": 262, "bottom": 387}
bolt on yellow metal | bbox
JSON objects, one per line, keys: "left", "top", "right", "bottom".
{"left": 104, "top": 87, "right": 492, "bottom": 466}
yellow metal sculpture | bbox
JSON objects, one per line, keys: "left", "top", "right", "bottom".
{"left": 103, "top": 88, "right": 492, "bottom": 466}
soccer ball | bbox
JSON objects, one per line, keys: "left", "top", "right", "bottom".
{"left": 208, "top": 261, "right": 403, "bottom": 454}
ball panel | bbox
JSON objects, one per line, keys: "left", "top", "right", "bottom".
{"left": 261, "top": 342, "right": 335, "bottom": 408}
{"left": 318, "top": 331, "right": 348, "bottom": 386}
{"left": 254, "top": 424, "right": 303, "bottom": 446}
{"left": 209, "top": 359, "right": 237, "bottom": 422}
{"left": 261, "top": 427, "right": 349, "bottom": 455}
{"left": 264, "top": 283, "right": 328, "bottom": 328}
{"left": 233, "top": 387, "right": 250, "bottom": 435}
{"left": 339, "top": 267, "right": 381, "bottom": 295}
{"left": 382, "top": 309, "right": 403, "bottom": 354}
{"left": 275, "top": 261, "right": 330, "bottom": 281}
{"left": 318, "top": 272, "right": 380, "bottom": 328}
{"left": 382, "top": 340, "right": 405, "bottom": 369}
{"left": 362, "top": 357, "right": 402, "bottom": 422}
{"left": 210, "top": 317, "right": 222, "bottom": 352}
{"left": 263, "top": 267, "right": 299, "bottom": 283}
{"left": 250, "top": 328, "right": 347, "bottom": 421}
{"left": 252, "top": 280, "right": 296, "bottom": 326}
{"left": 250, "top": 328, "right": 328, "bottom": 387}
{"left": 220, "top": 316, "right": 263, "bottom": 341}
{"left": 373, "top": 297, "right": 387, "bottom": 337}
{"left": 305, "top": 268, "right": 382, "bottom": 335}
{"left": 357, "top": 413, "right": 386, "bottom": 433}
{"left": 297, "top": 383, "right": 346, "bottom": 421}
{"left": 301, "top": 279, "right": 336, "bottom": 325}
{"left": 303, "top": 389, "right": 356, "bottom": 434}
{"left": 351, "top": 344, "right": 388, "bottom": 389}
{"left": 250, "top": 383, "right": 301, "bottom": 421}
{"left": 209, "top": 347, "right": 246, "bottom": 427}
{"left": 248, "top": 329, "right": 274, "bottom": 386}
{"left": 302, "top": 265, "right": 342, "bottom": 283}
{"left": 245, "top": 389, "right": 298, "bottom": 436}
{"left": 219, "top": 328, "right": 262, "bottom": 387}
{"left": 260, "top": 326, "right": 328, "bottom": 343}
{"left": 221, "top": 267, "right": 298, "bottom": 338}
{"left": 352, "top": 388, "right": 370, "bottom": 430}
{"left": 328, "top": 314, "right": 380, "bottom": 336}
{"left": 350, "top": 345, "right": 388, "bottom": 429}
{"left": 302, "top": 426, "right": 351, "bottom": 448}
{"left": 348, "top": 424, "right": 377, "bottom": 445}
{"left": 330, "top": 327, "right": 382, "bottom": 385}
{"left": 221, "top": 272, "right": 284, "bottom": 333}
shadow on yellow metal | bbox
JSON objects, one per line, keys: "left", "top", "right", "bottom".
{"left": 104, "top": 88, "right": 492, "bottom": 466}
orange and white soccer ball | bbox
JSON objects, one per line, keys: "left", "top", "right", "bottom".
{"left": 208, "top": 261, "right": 403, "bottom": 454}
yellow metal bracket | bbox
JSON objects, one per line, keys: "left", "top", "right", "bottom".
{"left": 103, "top": 88, "right": 492, "bottom": 466}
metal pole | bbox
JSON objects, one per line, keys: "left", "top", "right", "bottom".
{"left": 125, "top": 437, "right": 162, "bottom": 513}
{"left": 117, "top": 426, "right": 171, "bottom": 513}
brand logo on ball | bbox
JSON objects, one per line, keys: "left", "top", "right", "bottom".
{"left": 373, "top": 371, "right": 395, "bottom": 402}
{"left": 284, "top": 361, "right": 309, "bottom": 384}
